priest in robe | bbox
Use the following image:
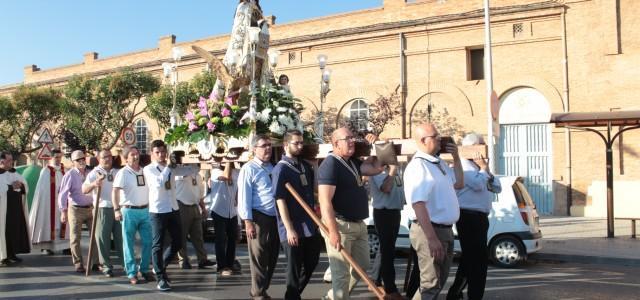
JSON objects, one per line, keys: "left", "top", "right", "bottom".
{"left": 29, "top": 149, "right": 68, "bottom": 255}
{"left": 0, "top": 151, "right": 30, "bottom": 266}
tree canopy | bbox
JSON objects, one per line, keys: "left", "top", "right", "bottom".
{"left": 61, "top": 69, "right": 160, "bottom": 151}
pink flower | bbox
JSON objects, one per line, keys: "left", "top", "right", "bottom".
{"left": 185, "top": 111, "right": 194, "bottom": 122}
{"left": 206, "top": 122, "right": 216, "bottom": 132}
{"left": 200, "top": 108, "right": 208, "bottom": 117}
{"left": 221, "top": 108, "right": 231, "bottom": 117}
{"left": 188, "top": 121, "right": 198, "bottom": 132}
{"left": 225, "top": 96, "right": 234, "bottom": 106}
{"left": 198, "top": 96, "right": 207, "bottom": 109}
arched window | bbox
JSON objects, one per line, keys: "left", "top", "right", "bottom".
{"left": 134, "top": 119, "right": 148, "bottom": 154}
{"left": 349, "top": 99, "right": 369, "bottom": 132}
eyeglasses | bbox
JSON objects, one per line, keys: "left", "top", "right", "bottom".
{"left": 255, "top": 143, "right": 272, "bottom": 148}
{"left": 75, "top": 158, "right": 86, "bottom": 162}
{"left": 289, "top": 141, "right": 304, "bottom": 146}
{"left": 337, "top": 136, "right": 356, "bottom": 142}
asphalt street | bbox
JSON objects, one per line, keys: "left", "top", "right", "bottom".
{"left": 1, "top": 240, "right": 639, "bottom": 299}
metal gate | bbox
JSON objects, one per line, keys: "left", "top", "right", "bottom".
{"left": 497, "top": 123, "right": 554, "bottom": 214}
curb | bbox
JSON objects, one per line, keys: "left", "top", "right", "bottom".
{"left": 529, "top": 253, "right": 640, "bottom": 267}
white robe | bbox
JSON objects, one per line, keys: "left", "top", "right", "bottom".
{"left": 0, "top": 170, "right": 29, "bottom": 260}
{"left": 29, "top": 165, "right": 68, "bottom": 244}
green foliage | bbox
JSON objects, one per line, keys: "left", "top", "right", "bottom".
{"left": 0, "top": 86, "right": 62, "bottom": 154}
{"left": 146, "top": 70, "right": 217, "bottom": 130}
{"left": 61, "top": 69, "right": 160, "bottom": 151}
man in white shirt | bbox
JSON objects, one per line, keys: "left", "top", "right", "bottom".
{"left": 209, "top": 162, "right": 240, "bottom": 276}
{"left": 83, "top": 149, "right": 123, "bottom": 278}
{"left": 175, "top": 162, "right": 214, "bottom": 269}
{"left": 112, "top": 146, "right": 154, "bottom": 285}
{"left": 403, "top": 123, "right": 464, "bottom": 300}
{"left": 143, "top": 140, "right": 198, "bottom": 291}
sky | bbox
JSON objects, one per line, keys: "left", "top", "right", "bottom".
{"left": 0, "top": 0, "right": 382, "bottom": 86}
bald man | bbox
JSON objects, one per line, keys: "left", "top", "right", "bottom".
{"left": 403, "top": 123, "right": 464, "bottom": 300}
{"left": 318, "top": 127, "right": 386, "bottom": 300}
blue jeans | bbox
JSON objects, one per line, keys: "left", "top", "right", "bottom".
{"left": 121, "top": 208, "right": 152, "bottom": 278}
{"left": 150, "top": 210, "right": 182, "bottom": 281}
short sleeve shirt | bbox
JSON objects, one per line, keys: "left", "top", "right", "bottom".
{"left": 403, "top": 151, "right": 459, "bottom": 225}
{"left": 84, "top": 167, "right": 119, "bottom": 208}
{"left": 318, "top": 154, "right": 368, "bottom": 221}
{"left": 113, "top": 165, "right": 149, "bottom": 207}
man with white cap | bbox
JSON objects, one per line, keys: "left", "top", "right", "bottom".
{"left": 447, "top": 133, "right": 501, "bottom": 300}
{"left": 58, "top": 150, "right": 98, "bottom": 273}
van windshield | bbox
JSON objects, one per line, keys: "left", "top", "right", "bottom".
{"left": 512, "top": 180, "right": 535, "bottom": 207}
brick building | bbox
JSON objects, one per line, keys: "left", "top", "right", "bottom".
{"left": 1, "top": 0, "right": 639, "bottom": 217}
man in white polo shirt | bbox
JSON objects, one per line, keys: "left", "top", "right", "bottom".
{"left": 112, "top": 146, "right": 154, "bottom": 285}
{"left": 143, "top": 140, "right": 198, "bottom": 291}
{"left": 403, "top": 123, "right": 464, "bottom": 300}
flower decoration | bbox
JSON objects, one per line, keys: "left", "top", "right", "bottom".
{"left": 254, "top": 84, "right": 306, "bottom": 139}
{"left": 164, "top": 89, "right": 250, "bottom": 145}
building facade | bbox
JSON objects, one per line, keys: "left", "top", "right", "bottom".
{"left": 2, "top": 0, "right": 639, "bottom": 217}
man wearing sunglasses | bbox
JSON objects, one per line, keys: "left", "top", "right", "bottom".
{"left": 318, "top": 127, "right": 387, "bottom": 300}
{"left": 237, "top": 134, "right": 278, "bottom": 300}
{"left": 58, "top": 150, "right": 99, "bottom": 273}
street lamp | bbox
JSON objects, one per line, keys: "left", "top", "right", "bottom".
{"left": 248, "top": 27, "right": 262, "bottom": 149}
{"left": 317, "top": 54, "right": 331, "bottom": 142}
{"left": 163, "top": 46, "right": 183, "bottom": 128}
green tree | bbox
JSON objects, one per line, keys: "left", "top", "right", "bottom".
{"left": 0, "top": 86, "right": 62, "bottom": 155}
{"left": 61, "top": 69, "right": 160, "bottom": 151}
{"left": 146, "top": 70, "right": 217, "bottom": 130}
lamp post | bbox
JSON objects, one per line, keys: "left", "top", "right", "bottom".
{"left": 162, "top": 46, "right": 184, "bottom": 128}
{"left": 316, "top": 54, "right": 331, "bottom": 142}
{"left": 248, "top": 27, "right": 262, "bottom": 149}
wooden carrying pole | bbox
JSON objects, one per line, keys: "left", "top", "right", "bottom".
{"left": 85, "top": 185, "right": 101, "bottom": 276}
{"left": 285, "top": 183, "right": 385, "bottom": 299}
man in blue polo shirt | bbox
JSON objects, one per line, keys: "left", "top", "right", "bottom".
{"left": 273, "top": 130, "right": 321, "bottom": 300}
{"left": 318, "top": 127, "right": 387, "bottom": 300}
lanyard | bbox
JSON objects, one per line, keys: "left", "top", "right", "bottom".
{"left": 415, "top": 157, "right": 446, "bottom": 176}
{"left": 278, "top": 159, "right": 309, "bottom": 186}
{"left": 330, "top": 154, "right": 363, "bottom": 187}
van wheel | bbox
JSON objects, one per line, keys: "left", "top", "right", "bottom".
{"left": 490, "top": 236, "right": 524, "bottom": 268}
{"left": 368, "top": 227, "right": 380, "bottom": 259}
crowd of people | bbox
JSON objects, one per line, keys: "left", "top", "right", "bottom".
{"left": 0, "top": 123, "right": 499, "bottom": 300}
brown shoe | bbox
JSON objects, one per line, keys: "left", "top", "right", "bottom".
{"left": 75, "top": 265, "right": 86, "bottom": 273}
{"left": 129, "top": 276, "right": 139, "bottom": 285}
{"left": 383, "top": 292, "right": 405, "bottom": 300}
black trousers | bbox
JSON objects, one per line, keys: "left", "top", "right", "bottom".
{"left": 373, "top": 208, "right": 401, "bottom": 293}
{"left": 212, "top": 212, "right": 238, "bottom": 271}
{"left": 150, "top": 210, "right": 183, "bottom": 281}
{"left": 282, "top": 233, "right": 322, "bottom": 300}
{"left": 447, "top": 210, "right": 489, "bottom": 300}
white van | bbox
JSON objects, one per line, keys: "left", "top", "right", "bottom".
{"left": 364, "top": 176, "right": 542, "bottom": 267}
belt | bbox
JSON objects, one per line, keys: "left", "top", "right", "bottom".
{"left": 460, "top": 209, "right": 489, "bottom": 217}
{"left": 122, "top": 205, "right": 148, "bottom": 209}
{"left": 411, "top": 219, "right": 453, "bottom": 228}
{"left": 178, "top": 201, "right": 198, "bottom": 207}
{"left": 72, "top": 205, "right": 91, "bottom": 209}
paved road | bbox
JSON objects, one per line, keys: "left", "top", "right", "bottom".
{"left": 1, "top": 242, "right": 639, "bottom": 299}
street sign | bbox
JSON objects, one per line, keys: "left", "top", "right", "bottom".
{"left": 121, "top": 127, "right": 136, "bottom": 145}
{"left": 37, "top": 144, "right": 53, "bottom": 160}
{"left": 37, "top": 128, "right": 54, "bottom": 144}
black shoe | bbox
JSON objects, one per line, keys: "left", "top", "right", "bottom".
{"left": 138, "top": 271, "right": 155, "bottom": 283}
{"left": 41, "top": 249, "right": 54, "bottom": 256}
{"left": 198, "top": 260, "right": 216, "bottom": 269}
{"left": 62, "top": 249, "right": 72, "bottom": 255}
{"left": 0, "top": 259, "right": 10, "bottom": 267}
{"left": 91, "top": 264, "right": 101, "bottom": 272}
{"left": 8, "top": 256, "right": 22, "bottom": 263}
{"left": 157, "top": 279, "right": 171, "bottom": 291}
{"left": 104, "top": 269, "right": 114, "bottom": 278}
{"left": 232, "top": 260, "right": 241, "bottom": 272}
{"left": 179, "top": 261, "right": 192, "bottom": 269}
